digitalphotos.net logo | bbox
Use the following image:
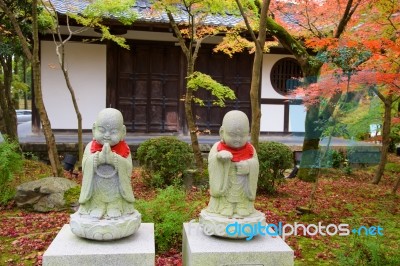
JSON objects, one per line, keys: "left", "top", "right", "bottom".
{"left": 189, "top": 220, "right": 383, "bottom": 241}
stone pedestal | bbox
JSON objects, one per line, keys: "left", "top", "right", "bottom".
{"left": 183, "top": 223, "right": 294, "bottom": 266}
{"left": 70, "top": 210, "right": 141, "bottom": 240}
{"left": 199, "top": 209, "right": 266, "bottom": 239}
{"left": 43, "top": 223, "right": 155, "bottom": 266}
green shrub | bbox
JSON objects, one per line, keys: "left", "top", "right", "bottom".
{"left": 258, "top": 142, "right": 293, "bottom": 194}
{"left": 0, "top": 136, "right": 23, "bottom": 204}
{"left": 337, "top": 235, "right": 400, "bottom": 266}
{"left": 136, "top": 137, "right": 193, "bottom": 188}
{"left": 329, "top": 149, "right": 345, "bottom": 168}
{"left": 385, "top": 162, "right": 400, "bottom": 173}
{"left": 135, "top": 186, "right": 198, "bottom": 253}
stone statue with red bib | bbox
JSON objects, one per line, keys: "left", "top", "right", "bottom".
{"left": 199, "top": 110, "right": 266, "bottom": 238}
{"left": 70, "top": 108, "right": 141, "bottom": 241}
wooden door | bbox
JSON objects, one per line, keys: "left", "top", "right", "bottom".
{"left": 194, "top": 47, "right": 253, "bottom": 134}
{"left": 115, "top": 42, "right": 181, "bottom": 133}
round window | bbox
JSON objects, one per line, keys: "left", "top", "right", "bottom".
{"left": 270, "top": 57, "right": 303, "bottom": 95}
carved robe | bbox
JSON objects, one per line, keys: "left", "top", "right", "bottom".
{"left": 78, "top": 140, "right": 135, "bottom": 217}
{"left": 206, "top": 141, "right": 259, "bottom": 216}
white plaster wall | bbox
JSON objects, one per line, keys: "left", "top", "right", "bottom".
{"left": 41, "top": 41, "right": 106, "bottom": 129}
{"left": 260, "top": 104, "right": 284, "bottom": 132}
{"left": 289, "top": 105, "right": 306, "bottom": 132}
{"left": 261, "top": 54, "right": 296, "bottom": 99}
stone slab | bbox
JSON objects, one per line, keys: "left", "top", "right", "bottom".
{"left": 183, "top": 223, "right": 294, "bottom": 266}
{"left": 43, "top": 223, "right": 155, "bottom": 266}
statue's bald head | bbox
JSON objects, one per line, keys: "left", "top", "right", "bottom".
{"left": 96, "top": 108, "right": 124, "bottom": 125}
{"left": 220, "top": 110, "right": 249, "bottom": 149}
{"left": 222, "top": 110, "right": 249, "bottom": 129}
{"left": 93, "top": 108, "right": 126, "bottom": 146}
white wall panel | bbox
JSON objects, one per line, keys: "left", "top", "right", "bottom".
{"left": 260, "top": 104, "right": 284, "bottom": 132}
{"left": 41, "top": 41, "right": 106, "bottom": 129}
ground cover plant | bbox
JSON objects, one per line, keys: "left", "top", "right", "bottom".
{"left": 0, "top": 154, "right": 399, "bottom": 266}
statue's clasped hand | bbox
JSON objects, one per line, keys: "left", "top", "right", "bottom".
{"left": 98, "top": 143, "right": 114, "bottom": 164}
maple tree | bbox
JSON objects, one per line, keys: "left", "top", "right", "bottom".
{"left": 293, "top": 0, "right": 400, "bottom": 184}
{"left": 351, "top": 0, "right": 400, "bottom": 184}
{"left": 263, "top": 0, "right": 372, "bottom": 181}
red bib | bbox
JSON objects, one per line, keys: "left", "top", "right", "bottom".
{"left": 90, "top": 140, "right": 130, "bottom": 158}
{"left": 217, "top": 141, "right": 254, "bottom": 162}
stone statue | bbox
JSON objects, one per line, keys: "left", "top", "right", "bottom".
{"left": 70, "top": 108, "right": 141, "bottom": 241}
{"left": 199, "top": 110, "right": 265, "bottom": 238}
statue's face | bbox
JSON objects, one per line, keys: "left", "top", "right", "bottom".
{"left": 221, "top": 120, "right": 249, "bottom": 149}
{"left": 93, "top": 115, "right": 125, "bottom": 146}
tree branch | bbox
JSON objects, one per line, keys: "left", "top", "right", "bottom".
{"left": 166, "top": 11, "right": 190, "bottom": 57}
{"left": 0, "top": 0, "right": 32, "bottom": 60}
{"left": 334, "top": 0, "right": 361, "bottom": 38}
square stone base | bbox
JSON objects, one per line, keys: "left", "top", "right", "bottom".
{"left": 43, "top": 223, "right": 155, "bottom": 266}
{"left": 183, "top": 223, "right": 294, "bottom": 266}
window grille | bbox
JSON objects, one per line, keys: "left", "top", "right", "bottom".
{"left": 270, "top": 58, "right": 303, "bottom": 95}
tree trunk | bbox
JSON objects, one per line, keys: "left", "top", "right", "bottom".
{"left": 297, "top": 74, "right": 322, "bottom": 182}
{"left": 32, "top": 0, "right": 63, "bottom": 176}
{"left": 392, "top": 175, "right": 400, "bottom": 194}
{"left": 249, "top": 50, "right": 262, "bottom": 150}
{"left": 165, "top": 10, "right": 204, "bottom": 172}
{"left": 23, "top": 58, "right": 28, "bottom": 109}
{"left": 372, "top": 95, "right": 392, "bottom": 184}
{"left": 0, "top": 0, "right": 62, "bottom": 175}
{"left": 185, "top": 62, "right": 204, "bottom": 171}
{"left": 247, "top": 0, "right": 270, "bottom": 150}
{"left": 58, "top": 42, "right": 84, "bottom": 167}
{"left": 61, "top": 69, "right": 83, "bottom": 167}
{"left": 0, "top": 107, "right": 6, "bottom": 134}
{"left": 0, "top": 55, "right": 19, "bottom": 142}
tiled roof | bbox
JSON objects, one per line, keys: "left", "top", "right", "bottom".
{"left": 50, "top": 0, "right": 243, "bottom": 27}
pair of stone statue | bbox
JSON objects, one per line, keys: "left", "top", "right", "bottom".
{"left": 70, "top": 108, "right": 264, "bottom": 241}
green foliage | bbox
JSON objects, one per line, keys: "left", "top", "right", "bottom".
{"left": 257, "top": 142, "right": 293, "bottom": 194}
{"left": 385, "top": 162, "right": 400, "bottom": 173}
{"left": 135, "top": 186, "right": 197, "bottom": 253}
{"left": 337, "top": 235, "right": 400, "bottom": 266}
{"left": 38, "top": 6, "right": 55, "bottom": 32}
{"left": 136, "top": 137, "right": 194, "bottom": 188}
{"left": 64, "top": 186, "right": 81, "bottom": 207}
{"left": 316, "top": 46, "right": 372, "bottom": 74}
{"left": 0, "top": 137, "right": 23, "bottom": 204}
{"left": 187, "top": 71, "right": 236, "bottom": 107}
{"left": 23, "top": 151, "right": 39, "bottom": 161}
{"left": 339, "top": 95, "right": 382, "bottom": 141}
{"left": 320, "top": 149, "right": 346, "bottom": 168}
{"left": 68, "top": 0, "right": 137, "bottom": 49}
{"left": 82, "top": 0, "right": 137, "bottom": 25}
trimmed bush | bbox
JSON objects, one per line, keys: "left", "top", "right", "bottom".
{"left": 136, "top": 137, "right": 193, "bottom": 188}
{"left": 258, "top": 141, "right": 293, "bottom": 194}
